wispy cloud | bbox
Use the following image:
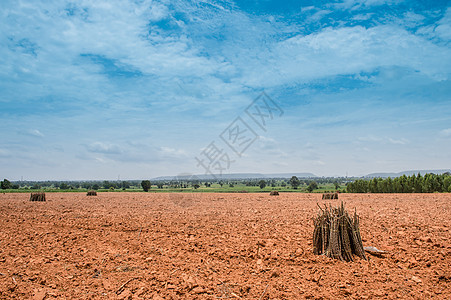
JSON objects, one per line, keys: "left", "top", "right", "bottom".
{"left": 434, "top": 7, "right": 451, "bottom": 41}
{"left": 158, "top": 146, "right": 188, "bottom": 158}
{"left": 358, "top": 136, "right": 409, "bottom": 145}
{"left": 440, "top": 128, "right": 451, "bottom": 137}
{"left": 334, "top": 0, "right": 405, "bottom": 10}
{"left": 17, "top": 129, "right": 45, "bottom": 137}
{"left": 86, "top": 142, "right": 122, "bottom": 154}
{"left": 0, "top": 148, "right": 11, "bottom": 157}
{"left": 388, "top": 138, "right": 409, "bottom": 145}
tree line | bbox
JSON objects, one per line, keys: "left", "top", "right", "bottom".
{"left": 2, "top": 173, "right": 450, "bottom": 193}
{"left": 346, "top": 173, "right": 451, "bottom": 193}
{"left": 0, "top": 177, "right": 327, "bottom": 191}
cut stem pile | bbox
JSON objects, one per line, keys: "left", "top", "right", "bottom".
{"left": 313, "top": 202, "right": 366, "bottom": 262}
{"left": 29, "top": 192, "right": 46, "bottom": 202}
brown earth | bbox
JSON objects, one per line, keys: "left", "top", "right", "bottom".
{"left": 0, "top": 192, "right": 450, "bottom": 299}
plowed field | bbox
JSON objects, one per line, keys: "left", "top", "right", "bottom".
{"left": 0, "top": 192, "right": 450, "bottom": 299}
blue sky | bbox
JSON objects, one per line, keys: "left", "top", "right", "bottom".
{"left": 0, "top": 0, "right": 450, "bottom": 180}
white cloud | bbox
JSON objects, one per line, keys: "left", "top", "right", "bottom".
{"left": 30, "top": 129, "right": 44, "bottom": 137}
{"left": 87, "top": 142, "right": 122, "bottom": 154}
{"left": 257, "top": 136, "right": 287, "bottom": 158}
{"left": 358, "top": 136, "right": 409, "bottom": 145}
{"left": 352, "top": 13, "right": 373, "bottom": 21}
{"left": 306, "top": 9, "right": 332, "bottom": 22}
{"left": 23, "top": 129, "right": 44, "bottom": 137}
{"left": 159, "top": 146, "right": 188, "bottom": 158}
{"left": 388, "top": 138, "right": 409, "bottom": 145}
{"left": 334, "top": 0, "right": 405, "bottom": 10}
{"left": 301, "top": 6, "right": 316, "bottom": 13}
{"left": 2, "top": 0, "right": 449, "bottom": 112}
{"left": 0, "top": 148, "right": 11, "bottom": 157}
{"left": 16, "top": 129, "right": 45, "bottom": 137}
{"left": 358, "top": 135, "right": 383, "bottom": 142}
{"left": 312, "top": 160, "right": 326, "bottom": 166}
{"left": 95, "top": 157, "right": 106, "bottom": 163}
{"left": 434, "top": 8, "right": 451, "bottom": 41}
{"left": 440, "top": 128, "right": 451, "bottom": 137}
{"left": 244, "top": 25, "right": 451, "bottom": 87}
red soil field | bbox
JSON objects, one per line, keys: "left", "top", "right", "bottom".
{"left": 0, "top": 192, "right": 450, "bottom": 299}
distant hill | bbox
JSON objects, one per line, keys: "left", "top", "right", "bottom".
{"left": 152, "top": 172, "right": 317, "bottom": 180}
{"left": 364, "top": 169, "right": 451, "bottom": 178}
{"left": 151, "top": 169, "right": 450, "bottom": 181}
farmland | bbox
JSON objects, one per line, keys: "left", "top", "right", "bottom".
{"left": 0, "top": 192, "right": 449, "bottom": 299}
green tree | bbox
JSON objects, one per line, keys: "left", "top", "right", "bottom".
{"left": 32, "top": 183, "right": 41, "bottom": 190}
{"left": 422, "top": 174, "right": 434, "bottom": 193}
{"left": 444, "top": 176, "right": 451, "bottom": 193}
{"left": 258, "top": 180, "right": 266, "bottom": 189}
{"left": 372, "top": 178, "right": 383, "bottom": 193}
{"left": 59, "top": 182, "right": 69, "bottom": 190}
{"left": 414, "top": 173, "right": 423, "bottom": 193}
{"left": 386, "top": 177, "right": 393, "bottom": 193}
{"left": 307, "top": 181, "right": 318, "bottom": 192}
{"left": 1, "top": 179, "right": 11, "bottom": 189}
{"left": 121, "top": 181, "right": 130, "bottom": 189}
{"left": 393, "top": 177, "right": 402, "bottom": 193}
{"left": 141, "top": 180, "right": 151, "bottom": 192}
{"left": 334, "top": 181, "right": 340, "bottom": 191}
{"left": 289, "top": 176, "right": 301, "bottom": 189}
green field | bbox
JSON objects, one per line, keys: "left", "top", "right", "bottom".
{"left": 1, "top": 182, "right": 344, "bottom": 193}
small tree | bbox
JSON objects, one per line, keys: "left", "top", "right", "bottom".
{"left": 141, "top": 180, "right": 151, "bottom": 192}
{"left": 444, "top": 176, "right": 451, "bottom": 193}
{"left": 121, "top": 181, "right": 130, "bottom": 189}
{"left": 1, "top": 179, "right": 12, "bottom": 190}
{"left": 334, "top": 181, "right": 340, "bottom": 190}
{"left": 32, "top": 184, "right": 41, "bottom": 190}
{"left": 307, "top": 181, "right": 318, "bottom": 192}
{"left": 193, "top": 184, "right": 200, "bottom": 189}
{"left": 289, "top": 176, "right": 301, "bottom": 189}
{"left": 259, "top": 180, "right": 266, "bottom": 189}
{"left": 59, "top": 182, "right": 69, "bottom": 190}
